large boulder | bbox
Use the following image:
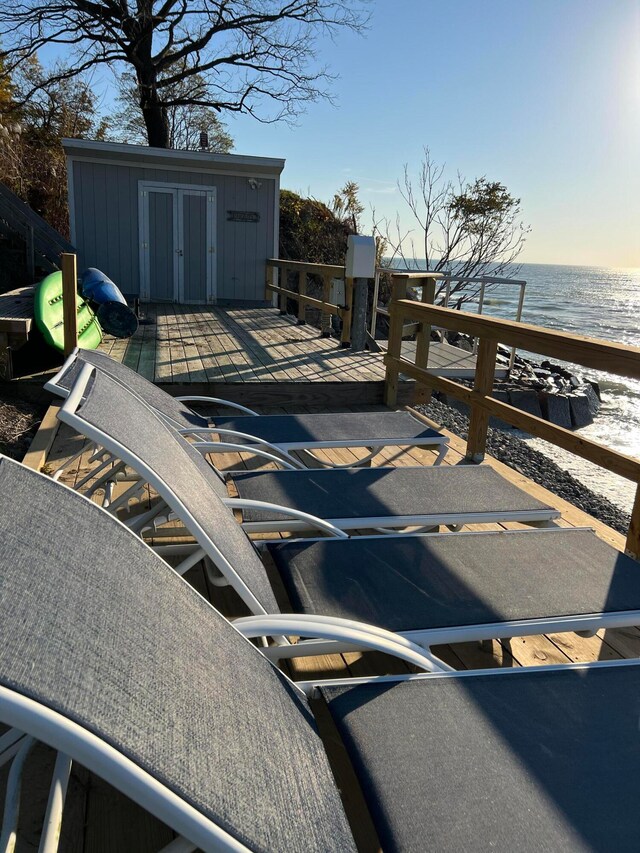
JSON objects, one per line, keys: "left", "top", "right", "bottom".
{"left": 539, "top": 392, "right": 572, "bottom": 429}
{"left": 568, "top": 392, "right": 594, "bottom": 428}
{"left": 507, "top": 388, "right": 543, "bottom": 419}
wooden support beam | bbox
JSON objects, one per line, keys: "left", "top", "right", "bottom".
{"left": 627, "top": 484, "right": 640, "bottom": 558}
{"left": 320, "top": 275, "right": 332, "bottom": 337}
{"left": 414, "top": 276, "right": 437, "bottom": 396}
{"left": 25, "top": 225, "right": 35, "bottom": 282}
{"left": 384, "top": 354, "right": 640, "bottom": 482}
{"left": 466, "top": 338, "right": 498, "bottom": 462}
{"left": 383, "top": 276, "right": 408, "bottom": 407}
{"left": 279, "top": 267, "right": 288, "bottom": 314}
{"left": 297, "top": 272, "right": 307, "bottom": 324}
{"left": 266, "top": 258, "right": 345, "bottom": 277}
{"left": 61, "top": 252, "right": 78, "bottom": 358}
{"left": 0, "top": 332, "right": 12, "bottom": 381}
{"left": 340, "top": 277, "right": 354, "bottom": 348}
{"left": 266, "top": 283, "right": 343, "bottom": 317}
{"left": 394, "top": 300, "right": 640, "bottom": 380}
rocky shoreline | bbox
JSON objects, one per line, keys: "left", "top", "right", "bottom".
{"left": 418, "top": 395, "right": 631, "bottom": 535}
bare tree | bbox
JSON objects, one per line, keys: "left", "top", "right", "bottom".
{"left": 112, "top": 67, "right": 233, "bottom": 151}
{"left": 374, "top": 148, "right": 530, "bottom": 306}
{"left": 0, "top": 56, "right": 106, "bottom": 234}
{"left": 0, "top": 1, "right": 367, "bottom": 148}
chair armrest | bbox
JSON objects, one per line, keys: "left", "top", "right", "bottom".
{"left": 192, "top": 442, "right": 302, "bottom": 470}
{"left": 233, "top": 613, "right": 450, "bottom": 674}
{"left": 223, "top": 498, "right": 349, "bottom": 539}
{"left": 174, "top": 396, "right": 259, "bottom": 417}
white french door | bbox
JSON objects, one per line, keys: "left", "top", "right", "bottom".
{"left": 139, "top": 182, "right": 217, "bottom": 303}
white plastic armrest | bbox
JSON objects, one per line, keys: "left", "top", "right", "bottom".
{"left": 223, "top": 498, "right": 349, "bottom": 539}
{"left": 174, "top": 396, "right": 259, "bottom": 416}
{"left": 233, "top": 614, "right": 450, "bottom": 673}
{"left": 192, "top": 442, "right": 302, "bottom": 470}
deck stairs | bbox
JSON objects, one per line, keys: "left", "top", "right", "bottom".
{"left": 0, "top": 181, "right": 74, "bottom": 291}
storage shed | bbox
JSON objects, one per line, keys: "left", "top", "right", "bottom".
{"left": 63, "top": 139, "right": 285, "bottom": 305}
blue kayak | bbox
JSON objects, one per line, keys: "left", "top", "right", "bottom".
{"left": 81, "top": 268, "right": 138, "bottom": 339}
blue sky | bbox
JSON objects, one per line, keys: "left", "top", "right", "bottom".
{"left": 225, "top": 0, "right": 640, "bottom": 267}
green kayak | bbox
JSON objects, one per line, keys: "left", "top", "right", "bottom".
{"left": 34, "top": 271, "right": 103, "bottom": 352}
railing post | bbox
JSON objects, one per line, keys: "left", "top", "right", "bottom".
{"left": 465, "top": 337, "right": 498, "bottom": 462}
{"left": 61, "top": 252, "right": 78, "bottom": 358}
{"left": 320, "top": 275, "right": 332, "bottom": 337}
{"left": 415, "top": 275, "right": 436, "bottom": 368}
{"left": 383, "top": 275, "right": 408, "bottom": 408}
{"left": 297, "top": 272, "right": 306, "bottom": 324}
{"left": 370, "top": 269, "right": 381, "bottom": 338}
{"left": 25, "top": 224, "right": 35, "bottom": 282}
{"left": 340, "top": 277, "right": 354, "bottom": 348}
{"left": 626, "top": 483, "right": 640, "bottom": 558}
{"left": 265, "top": 261, "right": 276, "bottom": 303}
{"left": 279, "top": 266, "right": 288, "bottom": 315}
{"left": 413, "top": 275, "right": 437, "bottom": 404}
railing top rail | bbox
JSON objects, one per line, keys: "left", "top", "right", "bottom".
{"left": 376, "top": 267, "right": 525, "bottom": 286}
{"left": 0, "top": 182, "right": 74, "bottom": 252}
{"left": 379, "top": 270, "right": 445, "bottom": 280}
{"left": 391, "top": 300, "right": 640, "bottom": 380}
{"left": 266, "top": 258, "right": 345, "bottom": 276}
{"left": 440, "top": 275, "right": 527, "bottom": 286}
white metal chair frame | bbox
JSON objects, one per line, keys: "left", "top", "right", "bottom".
{"left": 57, "top": 365, "right": 640, "bottom": 663}
{"left": 2, "top": 654, "right": 640, "bottom": 851}
{"left": 47, "top": 362, "right": 558, "bottom": 537}
{"left": 45, "top": 348, "right": 450, "bottom": 470}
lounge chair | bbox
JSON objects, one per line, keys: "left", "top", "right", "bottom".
{"left": 57, "top": 364, "right": 640, "bottom": 660}
{"left": 1, "top": 454, "right": 639, "bottom": 851}
{"left": 228, "top": 465, "right": 559, "bottom": 534}
{"left": 53, "top": 360, "right": 560, "bottom": 533}
{"left": 45, "top": 347, "right": 450, "bottom": 467}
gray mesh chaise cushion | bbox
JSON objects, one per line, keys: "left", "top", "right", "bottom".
{"left": 267, "top": 529, "right": 640, "bottom": 631}
{"left": 233, "top": 465, "right": 555, "bottom": 522}
{"left": 56, "top": 349, "right": 208, "bottom": 428}
{"left": 59, "top": 352, "right": 445, "bottom": 449}
{"left": 0, "top": 457, "right": 355, "bottom": 852}
{"left": 212, "top": 411, "right": 442, "bottom": 446}
{"left": 323, "top": 665, "right": 640, "bottom": 851}
{"left": 75, "top": 369, "right": 280, "bottom": 614}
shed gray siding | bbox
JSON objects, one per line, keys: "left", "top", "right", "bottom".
{"left": 69, "top": 159, "right": 277, "bottom": 302}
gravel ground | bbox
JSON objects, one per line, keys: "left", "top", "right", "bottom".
{"left": 0, "top": 396, "right": 47, "bottom": 462}
{"left": 418, "top": 396, "right": 631, "bottom": 535}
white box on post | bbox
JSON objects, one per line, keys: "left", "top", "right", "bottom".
{"left": 345, "top": 235, "right": 376, "bottom": 351}
{"left": 345, "top": 235, "right": 376, "bottom": 279}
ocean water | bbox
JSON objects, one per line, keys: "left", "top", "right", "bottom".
{"left": 396, "top": 261, "right": 640, "bottom": 512}
{"left": 454, "top": 263, "right": 640, "bottom": 513}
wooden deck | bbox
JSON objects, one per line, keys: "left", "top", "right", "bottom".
{"left": 2, "top": 296, "right": 497, "bottom": 401}
{"left": 1, "top": 291, "right": 504, "bottom": 403}
{"left": 98, "top": 303, "right": 493, "bottom": 403}
{"left": 13, "top": 399, "right": 640, "bottom": 849}
{"left": 0, "top": 285, "right": 34, "bottom": 380}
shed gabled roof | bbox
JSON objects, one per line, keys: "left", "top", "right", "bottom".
{"left": 62, "top": 138, "right": 285, "bottom": 177}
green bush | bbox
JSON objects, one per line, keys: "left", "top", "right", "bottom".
{"left": 278, "top": 189, "right": 353, "bottom": 264}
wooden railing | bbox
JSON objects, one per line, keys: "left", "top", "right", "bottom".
{"left": 0, "top": 181, "right": 74, "bottom": 279}
{"left": 371, "top": 269, "right": 526, "bottom": 366}
{"left": 383, "top": 285, "right": 640, "bottom": 556}
{"left": 265, "top": 259, "right": 354, "bottom": 346}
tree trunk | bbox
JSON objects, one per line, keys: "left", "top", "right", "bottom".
{"left": 140, "top": 97, "right": 171, "bottom": 148}
{"left": 136, "top": 65, "right": 171, "bottom": 148}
